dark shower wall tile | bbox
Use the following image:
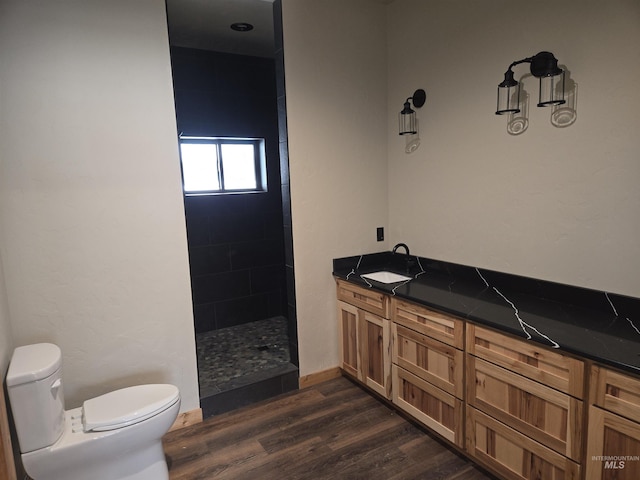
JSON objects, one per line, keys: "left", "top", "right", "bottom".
{"left": 251, "top": 265, "right": 285, "bottom": 294}
{"left": 230, "top": 239, "right": 285, "bottom": 270}
{"left": 266, "top": 290, "right": 287, "bottom": 318}
{"left": 215, "top": 295, "right": 269, "bottom": 329}
{"left": 263, "top": 209, "right": 287, "bottom": 239}
{"left": 285, "top": 265, "right": 296, "bottom": 305}
{"left": 185, "top": 215, "right": 209, "bottom": 247}
{"left": 279, "top": 141, "right": 289, "bottom": 185}
{"left": 188, "top": 244, "right": 231, "bottom": 276}
{"left": 283, "top": 225, "right": 294, "bottom": 267}
{"left": 287, "top": 304, "right": 299, "bottom": 366}
{"left": 280, "top": 183, "right": 291, "bottom": 226}
{"left": 191, "top": 270, "right": 251, "bottom": 304}
{"left": 209, "top": 210, "right": 266, "bottom": 244}
{"left": 277, "top": 95, "right": 288, "bottom": 144}
{"left": 193, "top": 303, "right": 216, "bottom": 334}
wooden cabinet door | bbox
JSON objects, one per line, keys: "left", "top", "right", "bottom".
{"left": 392, "top": 364, "right": 463, "bottom": 446}
{"left": 586, "top": 406, "right": 640, "bottom": 480}
{"left": 393, "top": 323, "right": 463, "bottom": 399}
{"left": 337, "top": 300, "right": 391, "bottom": 398}
{"left": 467, "top": 356, "right": 583, "bottom": 461}
{"left": 467, "top": 407, "right": 581, "bottom": 480}
{"left": 338, "top": 300, "right": 360, "bottom": 380}
{"left": 361, "top": 311, "right": 391, "bottom": 399}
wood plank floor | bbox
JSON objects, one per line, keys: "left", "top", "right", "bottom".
{"left": 163, "top": 376, "right": 496, "bottom": 480}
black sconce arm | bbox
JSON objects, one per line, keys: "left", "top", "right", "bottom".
{"left": 508, "top": 56, "right": 535, "bottom": 70}
{"left": 502, "top": 52, "right": 562, "bottom": 80}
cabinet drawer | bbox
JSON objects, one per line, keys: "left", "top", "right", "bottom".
{"left": 392, "top": 323, "right": 463, "bottom": 399}
{"left": 585, "top": 406, "right": 640, "bottom": 480}
{"left": 466, "top": 324, "right": 585, "bottom": 398}
{"left": 590, "top": 365, "right": 640, "bottom": 424}
{"left": 467, "top": 356, "right": 583, "bottom": 461}
{"left": 337, "top": 279, "right": 389, "bottom": 318}
{"left": 391, "top": 298, "right": 463, "bottom": 348}
{"left": 392, "top": 364, "right": 463, "bottom": 446}
{"left": 466, "top": 407, "right": 581, "bottom": 480}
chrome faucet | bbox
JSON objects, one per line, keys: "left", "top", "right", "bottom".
{"left": 392, "top": 243, "right": 410, "bottom": 256}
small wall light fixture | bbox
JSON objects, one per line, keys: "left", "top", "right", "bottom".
{"left": 496, "top": 52, "right": 566, "bottom": 116}
{"left": 399, "top": 89, "right": 426, "bottom": 135}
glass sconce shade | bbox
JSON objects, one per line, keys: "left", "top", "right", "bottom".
{"left": 398, "top": 89, "right": 426, "bottom": 135}
{"left": 399, "top": 102, "right": 417, "bottom": 135}
{"left": 538, "top": 69, "right": 566, "bottom": 107}
{"left": 496, "top": 82, "right": 521, "bottom": 115}
{"left": 496, "top": 69, "right": 520, "bottom": 115}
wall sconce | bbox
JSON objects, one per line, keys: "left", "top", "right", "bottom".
{"left": 496, "top": 51, "right": 566, "bottom": 117}
{"left": 399, "top": 89, "right": 426, "bottom": 135}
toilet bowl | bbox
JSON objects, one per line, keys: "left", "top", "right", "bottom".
{"left": 6, "top": 343, "right": 181, "bottom": 480}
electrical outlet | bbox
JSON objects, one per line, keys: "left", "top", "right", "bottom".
{"left": 376, "top": 227, "right": 384, "bottom": 242}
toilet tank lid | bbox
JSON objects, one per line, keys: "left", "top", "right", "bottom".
{"left": 6, "top": 343, "right": 62, "bottom": 387}
{"left": 82, "top": 384, "right": 180, "bottom": 432}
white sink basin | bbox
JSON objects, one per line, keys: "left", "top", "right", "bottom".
{"left": 360, "top": 271, "right": 412, "bottom": 284}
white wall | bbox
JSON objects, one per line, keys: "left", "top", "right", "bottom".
{"left": 281, "top": 0, "right": 388, "bottom": 376}
{"left": 387, "top": 0, "right": 640, "bottom": 297}
{"left": 0, "top": 0, "right": 199, "bottom": 410}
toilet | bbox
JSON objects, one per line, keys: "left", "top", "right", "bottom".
{"left": 6, "top": 343, "right": 181, "bottom": 480}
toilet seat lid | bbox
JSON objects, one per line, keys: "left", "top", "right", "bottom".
{"left": 82, "top": 384, "right": 180, "bottom": 432}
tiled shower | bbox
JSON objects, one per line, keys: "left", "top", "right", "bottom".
{"left": 170, "top": 32, "right": 298, "bottom": 417}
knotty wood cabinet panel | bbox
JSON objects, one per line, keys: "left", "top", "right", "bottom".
{"left": 590, "top": 365, "right": 640, "bottom": 424}
{"left": 337, "top": 279, "right": 389, "bottom": 318}
{"left": 392, "top": 364, "right": 463, "bottom": 446}
{"left": 466, "top": 407, "right": 581, "bottom": 480}
{"left": 361, "top": 310, "right": 391, "bottom": 398}
{"left": 337, "top": 298, "right": 391, "bottom": 399}
{"left": 391, "top": 298, "right": 464, "bottom": 348}
{"left": 585, "top": 406, "right": 640, "bottom": 480}
{"left": 338, "top": 300, "right": 360, "bottom": 379}
{"left": 393, "top": 323, "right": 463, "bottom": 399}
{"left": 467, "top": 356, "right": 583, "bottom": 461}
{"left": 466, "top": 324, "right": 585, "bottom": 399}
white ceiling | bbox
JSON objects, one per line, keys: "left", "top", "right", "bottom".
{"left": 166, "top": 0, "right": 276, "bottom": 58}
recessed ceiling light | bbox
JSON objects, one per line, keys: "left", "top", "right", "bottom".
{"left": 230, "top": 22, "right": 254, "bottom": 32}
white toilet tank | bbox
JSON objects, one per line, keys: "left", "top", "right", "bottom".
{"left": 6, "top": 343, "right": 66, "bottom": 453}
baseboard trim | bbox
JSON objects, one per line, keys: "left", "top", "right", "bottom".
{"left": 169, "top": 408, "right": 203, "bottom": 432}
{"left": 298, "top": 367, "right": 342, "bottom": 389}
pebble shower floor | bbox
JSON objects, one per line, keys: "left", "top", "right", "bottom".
{"left": 196, "top": 316, "right": 291, "bottom": 397}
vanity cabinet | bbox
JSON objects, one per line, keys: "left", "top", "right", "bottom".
{"left": 336, "top": 280, "right": 391, "bottom": 399}
{"left": 335, "top": 276, "right": 640, "bottom": 480}
{"left": 391, "top": 298, "right": 465, "bottom": 446}
{"left": 466, "top": 324, "right": 584, "bottom": 479}
{"left": 585, "top": 365, "right": 640, "bottom": 480}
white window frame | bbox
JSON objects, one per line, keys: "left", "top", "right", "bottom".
{"left": 179, "top": 136, "right": 267, "bottom": 195}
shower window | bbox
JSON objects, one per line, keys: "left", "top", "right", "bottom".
{"left": 179, "top": 137, "right": 267, "bottom": 195}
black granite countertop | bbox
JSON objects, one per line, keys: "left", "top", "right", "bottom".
{"left": 333, "top": 252, "right": 640, "bottom": 375}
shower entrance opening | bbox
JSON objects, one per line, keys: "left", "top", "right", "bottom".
{"left": 166, "top": 0, "right": 298, "bottom": 418}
